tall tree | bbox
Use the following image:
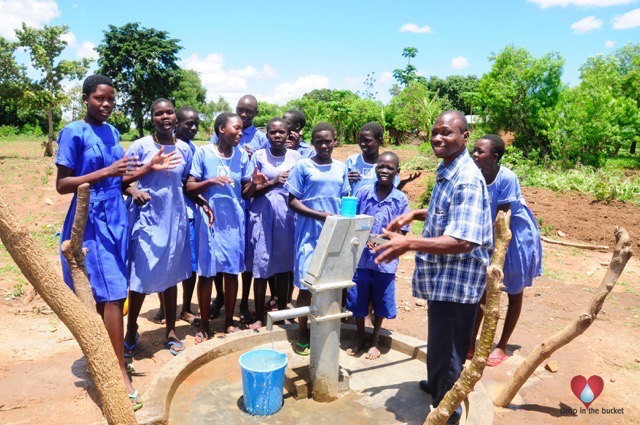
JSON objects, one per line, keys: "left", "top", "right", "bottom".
{"left": 391, "top": 46, "right": 425, "bottom": 93}
{"left": 424, "top": 75, "right": 479, "bottom": 115}
{"left": 63, "top": 84, "right": 83, "bottom": 122}
{"left": 173, "top": 69, "right": 207, "bottom": 110}
{"left": 253, "top": 101, "right": 284, "bottom": 128}
{"left": 385, "top": 81, "right": 447, "bottom": 144}
{"left": 357, "top": 72, "right": 378, "bottom": 100}
{"left": 551, "top": 54, "right": 640, "bottom": 167}
{"left": 0, "top": 37, "right": 29, "bottom": 130}
{"left": 477, "top": 45, "right": 564, "bottom": 159}
{"left": 200, "top": 96, "right": 231, "bottom": 137}
{"left": 97, "top": 22, "right": 182, "bottom": 138}
{"left": 15, "top": 24, "right": 91, "bottom": 156}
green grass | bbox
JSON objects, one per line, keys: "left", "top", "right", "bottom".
{"left": 511, "top": 162, "right": 640, "bottom": 204}
{"left": 618, "top": 281, "right": 640, "bottom": 296}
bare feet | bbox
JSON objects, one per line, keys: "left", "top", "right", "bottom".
{"left": 365, "top": 345, "right": 381, "bottom": 360}
{"left": 194, "top": 331, "right": 209, "bottom": 345}
{"left": 180, "top": 311, "right": 201, "bottom": 326}
{"left": 248, "top": 320, "right": 263, "bottom": 331}
{"left": 152, "top": 308, "right": 165, "bottom": 325}
{"left": 225, "top": 325, "right": 240, "bottom": 334}
{"left": 346, "top": 336, "right": 365, "bottom": 356}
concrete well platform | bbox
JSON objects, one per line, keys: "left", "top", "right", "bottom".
{"left": 136, "top": 325, "right": 493, "bottom": 425}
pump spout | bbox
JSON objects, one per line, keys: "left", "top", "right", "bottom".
{"left": 266, "top": 306, "right": 313, "bottom": 331}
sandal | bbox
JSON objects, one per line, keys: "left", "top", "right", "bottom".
{"left": 165, "top": 339, "right": 186, "bottom": 356}
{"left": 124, "top": 333, "right": 139, "bottom": 358}
{"left": 128, "top": 389, "right": 144, "bottom": 411}
{"left": 295, "top": 341, "right": 310, "bottom": 356}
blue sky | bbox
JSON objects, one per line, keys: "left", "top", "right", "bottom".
{"left": 2, "top": 0, "right": 640, "bottom": 106}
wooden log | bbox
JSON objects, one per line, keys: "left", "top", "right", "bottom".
{"left": 0, "top": 193, "right": 137, "bottom": 424}
{"left": 426, "top": 210, "right": 513, "bottom": 424}
{"left": 541, "top": 236, "right": 608, "bottom": 251}
{"left": 60, "top": 183, "right": 95, "bottom": 311}
{"left": 494, "top": 227, "right": 632, "bottom": 408}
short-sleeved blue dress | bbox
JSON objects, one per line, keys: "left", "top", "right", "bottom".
{"left": 56, "top": 121, "right": 128, "bottom": 303}
{"left": 246, "top": 148, "right": 301, "bottom": 278}
{"left": 190, "top": 144, "right": 254, "bottom": 277}
{"left": 284, "top": 158, "right": 350, "bottom": 288}
{"left": 488, "top": 167, "right": 543, "bottom": 294}
{"left": 126, "top": 136, "right": 193, "bottom": 294}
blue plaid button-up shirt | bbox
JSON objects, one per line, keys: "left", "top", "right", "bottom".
{"left": 412, "top": 150, "right": 493, "bottom": 304}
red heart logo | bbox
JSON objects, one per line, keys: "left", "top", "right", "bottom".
{"left": 571, "top": 375, "right": 604, "bottom": 408}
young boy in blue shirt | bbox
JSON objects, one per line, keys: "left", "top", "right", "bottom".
{"left": 346, "top": 151, "right": 409, "bottom": 359}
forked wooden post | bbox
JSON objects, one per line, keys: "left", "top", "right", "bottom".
{"left": 0, "top": 192, "right": 137, "bottom": 424}
{"left": 426, "top": 210, "right": 512, "bottom": 425}
{"left": 494, "top": 226, "right": 632, "bottom": 408}
{"left": 61, "top": 183, "right": 95, "bottom": 311}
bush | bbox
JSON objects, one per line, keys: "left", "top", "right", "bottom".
{"left": 0, "top": 126, "right": 19, "bottom": 138}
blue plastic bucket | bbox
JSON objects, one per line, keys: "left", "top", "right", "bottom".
{"left": 238, "top": 349, "right": 288, "bottom": 416}
{"left": 341, "top": 196, "right": 358, "bottom": 218}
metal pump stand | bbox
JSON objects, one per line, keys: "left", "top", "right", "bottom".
{"left": 267, "top": 214, "right": 373, "bottom": 401}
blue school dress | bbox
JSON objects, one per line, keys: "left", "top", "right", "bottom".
{"left": 346, "top": 153, "right": 400, "bottom": 196}
{"left": 126, "top": 136, "right": 193, "bottom": 294}
{"left": 190, "top": 144, "right": 254, "bottom": 276}
{"left": 184, "top": 140, "right": 198, "bottom": 272}
{"left": 488, "top": 166, "right": 543, "bottom": 294}
{"left": 246, "top": 148, "right": 301, "bottom": 278}
{"left": 284, "top": 158, "right": 350, "bottom": 288}
{"left": 209, "top": 125, "right": 268, "bottom": 154}
{"left": 56, "top": 121, "right": 128, "bottom": 303}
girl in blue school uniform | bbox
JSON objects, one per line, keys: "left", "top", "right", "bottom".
{"left": 245, "top": 117, "right": 301, "bottom": 329}
{"left": 186, "top": 112, "right": 265, "bottom": 339}
{"left": 55, "top": 74, "right": 142, "bottom": 410}
{"left": 123, "top": 98, "right": 193, "bottom": 358}
{"left": 346, "top": 122, "right": 419, "bottom": 195}
{"left": 469, "top": 134, "right": 543, "bottom": 367}
{"left": 285, "top": 122, "right": 350, "bottom": 355}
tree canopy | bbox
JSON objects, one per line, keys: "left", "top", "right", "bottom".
{"left": 477, "top": 45, "right": 564, "bottom": 160}
{"left": 97, "top": 22, "right": 182, "bottom": 138}
{"left": 15, "top": 23, "right": 91, "bottom": 156}
{"left": 173, "top": 69, "right": 207, "bottom": 111}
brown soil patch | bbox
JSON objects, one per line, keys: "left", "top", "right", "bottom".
{"left": 0, "top": 144, "right": 638, "bottom": 424}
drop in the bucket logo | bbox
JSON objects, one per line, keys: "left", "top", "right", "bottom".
{"left": 570, "top": 375, "right": 604, "bottom": 408}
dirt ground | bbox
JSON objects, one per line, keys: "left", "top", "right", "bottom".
{"left": 0, "top": 144, "right": 639, "bottom": 424}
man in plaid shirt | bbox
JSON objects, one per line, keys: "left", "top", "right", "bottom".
{"left": 374, "top": 110, "right": 492, "bottom": 424}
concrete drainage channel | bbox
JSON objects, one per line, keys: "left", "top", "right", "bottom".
{"left": 136, "top": 324, "right": 494, "bottom": 425}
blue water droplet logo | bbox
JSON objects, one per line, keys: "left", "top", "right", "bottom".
{"left": 580, "top": 383, "right": 595, "bottom": 404}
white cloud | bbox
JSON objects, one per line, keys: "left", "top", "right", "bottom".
{"left": 399, "top": 23, "right": 433, "bottom": 34}
{"left": 0, "top": 0, "right": 60, "bottom": 39}
{"left": 528, "top": 0, "right": 635, "bottom": 8}
{"left": 571, "top": 16, "right": 603, "bottom": 33}
{"left": 605, "top": 39, "right": 616, "bottom": 47}
{"left": 60, "top": 32, "right": 76, "bottom": 46}
{"left": 612, "top": 8, "right": 640, "bottom": 28}
{"left": 182, "top": 53, "right": 279, "bottom": 102}
{"left": 262, "top": 75, "right": 330, "bottom": 105}
{"left": 450, "top": 56, "right": 469, "bottom": 70}
{"left": 77, "top": 41, "right": 98, "bottom": 60}
{"left": 378, "top": 71, "right": 393, "bottom": 83}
